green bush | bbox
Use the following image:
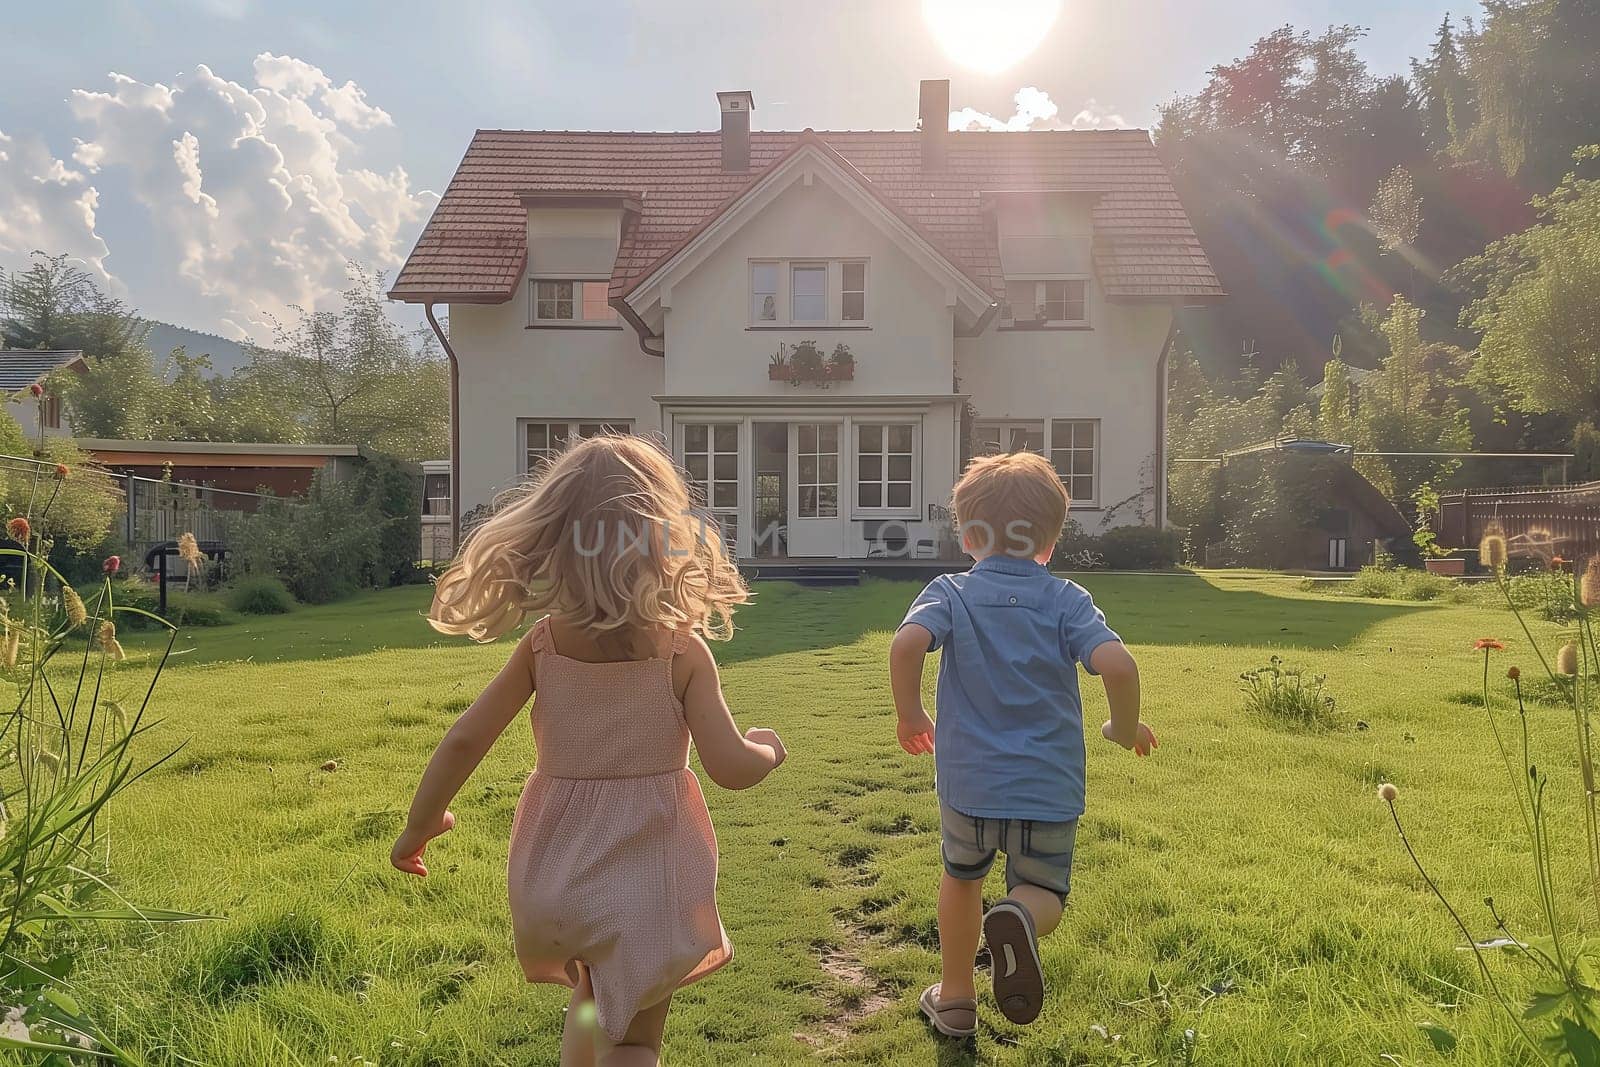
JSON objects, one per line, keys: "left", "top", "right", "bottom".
{"left": 1500, "top": 572, "right": 1577, "bottom": 623}
{"left": 228, "top": 473, "right": 383, "bottom": 604}
{"left": 1240, "top": 656, "right": 1340, "bottom": 728}
{"left": 1346, "top": 565, "right": 1399, "bottom": 599}
{"left": 1098, "top": 525, "right": 1181, "bottom": 570}
{"left": 1396, "top": 569, "right": 1455, "bottom": 601}
{"left": 354, "top": 454, "right": 422, "bottom": 586}
{"left": 109, "top": 580, "right": 231, "bottom": 628}
{"left": 227, "top": 575, "right": 295, "bottom": 615}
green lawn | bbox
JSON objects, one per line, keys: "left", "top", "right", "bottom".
{"left": 71, "top": 573, "right": 1582, "bottom": 1065}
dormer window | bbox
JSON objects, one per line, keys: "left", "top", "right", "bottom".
{"left": 1001, "top": 277, "right": 1090, "bottom": 329}
{"left": 748, "top": 259, "right": 869, "bottom": 327}
{"left": 530, "top": 279, "right": 618, "bottom": 326}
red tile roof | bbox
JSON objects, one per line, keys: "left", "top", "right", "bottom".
{"left": 390, "top": 128, "right": 1223, "bottom": 306}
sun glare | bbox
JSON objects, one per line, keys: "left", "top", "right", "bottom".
{"left": 921, "top": 0, "right": 1062, "bottom": 75}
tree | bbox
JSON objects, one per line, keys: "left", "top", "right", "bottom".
{"left": 1319, "top": 355, "right": 1355, "bottom": 444}
{"left": 1369, "top": 166, "right": 1422, "bottom": 252}
{"left": 0, "top": 252, "right": 146, "bottom": 359}
{"left": 251, "top": 264, "right": 447, "bottom": 460}
{"left": 1454, "top": 148, "right": 1600, "bottom": 417}
{"left": 1412, "top": 15, "right": 1476, "bottom": 151}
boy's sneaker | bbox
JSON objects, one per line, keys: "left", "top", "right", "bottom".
{"left": 983, "top": 899, "right": 1044, "bottom": 1024}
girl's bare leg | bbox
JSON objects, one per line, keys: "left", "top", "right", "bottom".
{"left": 595, "top": 995, "right": 673, "bottom": 1067}
{"left": 560, "top": 967, "right": 598, "bottom": 1067}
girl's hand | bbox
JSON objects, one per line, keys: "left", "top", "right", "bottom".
{"left": 745, "top": 727, "right": 786, "bottom": 768}
{"left": 898, "top": 710, "right": 935, "bottom": 756}
{"left": 391, "top": 810, "right": 456, "bottom": 877}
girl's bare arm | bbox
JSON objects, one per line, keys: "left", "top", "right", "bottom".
{"left": 676, "top": 634, "right": 786, "bottom": 790}
{"left": 392, "top": 638, "right": 536, "bottom": 875}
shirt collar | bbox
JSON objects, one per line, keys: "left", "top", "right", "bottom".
{"left": 971, "top": 555, "right": 1047, "bottom": 576}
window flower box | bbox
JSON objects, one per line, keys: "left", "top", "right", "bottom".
{"left": 768, "top": 341, "right": 855, "bottom": 387}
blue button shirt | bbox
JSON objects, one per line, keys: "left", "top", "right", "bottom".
{"left": 899, "top": 557, "right": 1121, "bottom": 822}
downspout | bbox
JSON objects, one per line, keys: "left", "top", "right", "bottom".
{"left": 612, "top": 297, "right": 665, "bottom": 357}
{"left": 1155, "top": 313, "right": 1179, "bottom": 531}
{"left": 423, "top": 302, "right": 461, "bottom": 552}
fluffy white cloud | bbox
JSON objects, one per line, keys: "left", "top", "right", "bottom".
{"left": 949, "top": 87, "right": 1129, "bottom": 132}
{"left": 0, "top": 128, "right": 112, "bottom": 284}
{"left": 0, "top": 54, "right": 434, "bottom": 341}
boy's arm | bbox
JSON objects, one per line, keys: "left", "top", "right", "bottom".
{"left": 889, "top": 624, "right": 935, "bottom": 755}
{"left": 392, "top": 638, "right": 536, "bottom": 876}
{"left": 1091, "top": 640, "right": 1155, "bottom": 756}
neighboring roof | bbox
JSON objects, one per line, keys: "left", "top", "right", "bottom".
{"left": 0, "top": 350, "right": 87, "bottom": 391}
{"left": 80, "top": 439, "right": 362, "bottom": 464}
{"left": 1330, "top": 463, "right": 1410, "bottom": 539}
{"left": 389, "top": 128, "right": 1223, "bottom": 307}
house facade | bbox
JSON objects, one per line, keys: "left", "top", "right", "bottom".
{"left": 390, "top": 81, "right": 1221, "bottom": 561}
{"left": 0, "top": 350, "right": 86, "bottom": 441}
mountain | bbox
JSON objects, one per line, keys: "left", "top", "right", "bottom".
{"left": 140, "top": 321, "right": 255, "bottom": 377}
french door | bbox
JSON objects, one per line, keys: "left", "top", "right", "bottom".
{"left": 787, "top": 421, "right": 842, "bottom": 556}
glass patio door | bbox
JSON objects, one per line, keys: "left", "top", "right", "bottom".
{"left": 787, "top": 421, "right": 842, "bottom": 557}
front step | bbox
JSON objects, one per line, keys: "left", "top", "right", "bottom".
{"left": 744, "top": 564, "right": 863, "bottom": 586}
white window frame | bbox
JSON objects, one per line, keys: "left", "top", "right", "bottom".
{"left": 1049, "top": 418, "right": 1099, "bottom": 506}
{"left": 795, "top": 422, "right": 840, "bottom": 519}
{"left": 747, "top": 258, "right": 871, "bottom": 328}
{"left": 854, "top": 421, "right": 919, "bottom": 517}
{"left": 1002, "top": 276, "right": 1090, "bottom": 328}
{"left": 973, "top": 420, "right": 1045, "bottom": 456}
{"left": 520, "top": 419, "right": 632, "bottom": 475}
{"left": 528, "top": 277, "right": 620, "bottom": 327}
{"left": 679, "top": 420, "right": 742, "bottom": 554}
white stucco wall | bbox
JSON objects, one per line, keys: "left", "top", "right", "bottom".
{"left": 957, "top": 297, "right": 1172, "bottom": 530}
{"left": 448, "top": 299, "right": 664, "bottom": 516}
{"left": 661, "top": 176, "right": 956, "bottom": 398}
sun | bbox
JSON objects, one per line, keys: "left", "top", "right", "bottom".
{"left": 922, "top": 0, "right": 1062, "bottom": 75}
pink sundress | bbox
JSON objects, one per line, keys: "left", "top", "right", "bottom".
{"left": 507, "top": 617, "right": 731, "bottom": 1041}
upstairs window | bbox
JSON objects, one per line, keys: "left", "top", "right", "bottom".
{"left": 1003, "top": 278, "right": 1089, "bottom": 328}
{"left": 531, "top": 279, "right": 617, "bottom": 325}
{"left": 974, "top": 420, "right": 1044, "bottom": 455}
{"left": 791, "top": 264, "right": 827, "bottom": 322}
{"left": 749, "top": 259, "right": 870, "bottom": 326}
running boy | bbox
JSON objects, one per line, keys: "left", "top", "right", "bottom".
{"left": 888, "top": 450, "right": 1154, "bottom": 1036}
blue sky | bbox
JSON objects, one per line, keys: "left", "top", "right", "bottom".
{"left": 0, "top": 0, "right": 1460, "bottom": 341}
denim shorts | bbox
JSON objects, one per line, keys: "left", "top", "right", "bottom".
{"left": 939, "top": 800, "right": 1079, "bottom": 902}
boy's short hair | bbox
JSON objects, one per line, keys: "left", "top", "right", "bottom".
{"left": 951, "top": 451, "right": 1070, "bottom": 559}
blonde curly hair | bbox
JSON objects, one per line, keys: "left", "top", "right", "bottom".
{"left": 429, "top": 434, "right": 748, "bottom": 644}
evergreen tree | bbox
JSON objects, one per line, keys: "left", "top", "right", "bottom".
{"left": 1412, "top": 15, "right": 1475, "bottom": 151}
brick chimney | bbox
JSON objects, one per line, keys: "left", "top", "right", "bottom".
{"left": 919, "top": 79, "right": 949, "bottom": 169}
{"left": 717, "top": 91, "right": 754, "bottom": 172}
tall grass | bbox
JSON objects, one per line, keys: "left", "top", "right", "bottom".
{"left": 1382, "top": 551, "right": 1600, "bottom": 1063}
{"left": 0, "top": 419, "right": 210, "bottom": 1059}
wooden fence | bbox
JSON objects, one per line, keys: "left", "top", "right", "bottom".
{"left": 1434, "top": 481, "right": 1600, "bottom": 563}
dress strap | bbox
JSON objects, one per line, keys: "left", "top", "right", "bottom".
{"left": 670, "top": 628, "right": 693, "bottom": 656}
{"left": 526, "top": 615, "right": 554, "bottom": 654}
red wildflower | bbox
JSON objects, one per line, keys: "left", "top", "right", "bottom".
{"left": 53, "top": 463, "right": 68, "bottom": 480}
{"left": 102, "top": 555, "right": 121, "bottom": 575}
{"left": 1475, "top": 638, "right": 1505, "bottom": 651}
{"left": 6, "top": 517, "right": 29, "bottom": 544}
{"left": 1507, "top": 666, "right": 1521, "bottom": 681}
{"left": 28, "top": 383, "right": 42, "bottom": 398}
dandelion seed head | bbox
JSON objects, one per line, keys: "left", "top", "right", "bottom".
{"left": 1559, "top": 642, "right": 1580, "bottom": 676}
{"left": 1479, "top": 530, "right": 1508, "bottom": 570}
{"left": 1378, "top": 782, "right": 1398, "bottom": 802}
{"left": 61, "top": 586, "right": 86, "bottom": 628}
{"left": 1583, "top": 558, "right": 1600, "bottom": 608}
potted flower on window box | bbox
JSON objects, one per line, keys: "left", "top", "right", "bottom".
{"left": 768, "top": 341, "right": 855, "bottom": 386}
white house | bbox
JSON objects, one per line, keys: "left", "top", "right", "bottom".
{"left": 0, "top": 350, "right": 86, "bottom": 441}
{"left": 390, "top": 81, "right": 1222, "bottom": 561}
